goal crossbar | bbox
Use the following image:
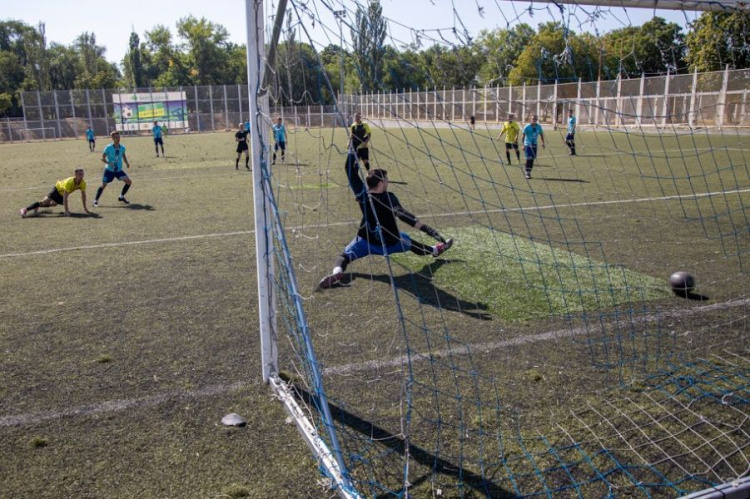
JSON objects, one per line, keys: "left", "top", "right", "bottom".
{"left": 522, "top": 0, "right": 749, "bottom": 12}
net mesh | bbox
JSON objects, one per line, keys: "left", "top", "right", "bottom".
{"left": 255, "top": 1, "right": 750, "bottom": 497}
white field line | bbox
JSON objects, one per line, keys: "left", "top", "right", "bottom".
{"left": 324, "top": 298, "right": 750, "bottom": 376}
{"left": 3, "top": 187, "right": 749, "bottom": 260}
{"left": 1, "top": 298, "right": 747, "bottom": 428}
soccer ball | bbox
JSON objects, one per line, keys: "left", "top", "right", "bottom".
{"left": 121, "top": 105, "right": 134, "bottom": 120}
{"left": 669, "top": 271, "right": 695, "bottom": 295}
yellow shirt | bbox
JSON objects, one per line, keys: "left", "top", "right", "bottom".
{"left": 500, "top": 121, "right": 520, "bottom": 143}
{"left": 55, "top": 177, "right": 86, "bottom": 195}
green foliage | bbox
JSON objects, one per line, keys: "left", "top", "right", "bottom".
{"left": 419, "top": 44, "right": 483, "bottom": 88}
{"left": 177, "top": 15, "right": 232, "bottom": 85}
{"left": 474, "top": 24, "right": 535, "bottom": 84}
{"left": 600, "top": 17, "right": 684, "bottom": 77}
{"left": 351, "top": 0, "right": 387, "bottom": 93}
{"left": 685, "top": 12, "right": 750, "bottom": 72}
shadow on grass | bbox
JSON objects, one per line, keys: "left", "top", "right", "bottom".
{"left": 118, "top": 203, "right": 155, "bottom": 211}
{"left": 672, "top": 290, "right": 710, "bottom": 301}
{"left": 291, "top": 386, "right": 516, "bottom": 499}
{"left": 24, "top": 211, "right": 102, "bottom": 219}
{"left": 350, "top": 260, "right": 492, "bottom": 321}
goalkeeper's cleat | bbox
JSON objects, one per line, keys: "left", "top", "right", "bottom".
{"left": 316, "top": 272, "right": 345, "bottom": 291}
{"left": 93, "top": 200, "right": 99, "bottom": 207}
{"left": 20, "top": 208, "right": 27, "bottom": 218}
{"left": 433, "top": 238, "right": 453, "bottom": 258}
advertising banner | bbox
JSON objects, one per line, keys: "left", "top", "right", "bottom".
{"left": 112, "top": 91, "right": 188, "bottom": 132}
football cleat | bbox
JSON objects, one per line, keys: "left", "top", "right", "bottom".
{"left": 434, "top": 238, "right": 454, "bottom": 258}
{"left": 118, "top": 196, "right": 130, "bottom": 204}
{"left": 316, "top": 272, "right": 345, "bottom": 291}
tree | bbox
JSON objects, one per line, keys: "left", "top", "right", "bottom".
{"left": 351, "top": 1, "right": 387, "bottom": 93}
{"left": 508, "top": 22, "right": 600, "bottom": 85}
{"left": 177, "top": 15, "right": 231, "bottom": 85}
{"left": 474, "top": 24, "right": 534, "bottom": 85}
{"left": 125, "top": 31, "right": 144, "bottom": 88}
{"left": 73, "top": 32, "right": 120, "bottom": 89}
{"left": 142, "top": 25, "right": 190, "bottom": 87}
{"left": 418, "top": 44, "right": 483, "bottom": 89}
{"left": 685, "top": 11, "right": 750, "bottom": 72}
{"left": 600, "top": 17, "right": 684, "bottom": 78}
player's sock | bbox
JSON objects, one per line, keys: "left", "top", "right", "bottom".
{"left": 26, "top": 202, "right": 41, "bottom": 211}
{"left": 235, "top": 159, "right": 239, "bottom": 169}
{"left": 516, "top": 152, "right": 521, "bottom": 162}
{"left": 506, "top": 152, "right": 511, "bottom": 164}
{"left": 272, "top": 152, "right": 276, "bottom": 164}
{"left": 526, "top": 160, "right": 533, "bottom": 173}
{"left": 245, "top": 158, "right": 250, "bottom": 169}
{"left": 95, "top": 187, "right": 104, "bottom": 201}
{"left": 571, "top": 142, "right": 576, "bottom": 155}
{"left": 120, "top": 184, "right": 130, "bottom": 197}
{"left": 364, "top": 161, "right": 370, "bottom": 171}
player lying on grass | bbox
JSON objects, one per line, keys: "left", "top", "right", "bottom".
{"left": 20, "top": 167, "right": 91, "bottom": 217}
{"left": 317, "top": 152, "right": 453, "bottom": 290}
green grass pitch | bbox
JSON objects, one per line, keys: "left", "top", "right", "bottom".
{"left": 1, "top": 126, "right": 748, "bottom": 497}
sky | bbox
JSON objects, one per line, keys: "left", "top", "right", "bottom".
{"left": 2, "top": 0, "right": 701, "bottom": 66}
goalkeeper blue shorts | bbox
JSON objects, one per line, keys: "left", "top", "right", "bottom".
{"left": 343, "top": 232, "right": 412, "bottom": 261}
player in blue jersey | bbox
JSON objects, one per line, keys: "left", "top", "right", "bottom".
{"left": 152, "top": 120, "right": 165, "bottom": 157}
{"left": 85, "top": 125, "right": 95, "bottom": 152}
{"left": 93, "top": 131, "right": 132, "bottom": 207}
{"left": 521, "top": 115, "right": 546, "bottom": 179}
{"left": 316, "top": 153, "right": 453, "bottom": 290}
{"left": 271, "top": 117, "right": 287, "bottom": 165}
{"left": 565, "top": 109, "right": 577, "bottom": 156}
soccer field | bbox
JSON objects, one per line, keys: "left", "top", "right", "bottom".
{"left": 1, "top": 127, "right": 749, "bottom": 498}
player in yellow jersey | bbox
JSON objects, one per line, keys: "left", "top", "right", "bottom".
{"left": 496, "top": 113, "right": 521, "bottom": 165}
{"left": 20, "top": 167, "right": 92, "bottom": 217}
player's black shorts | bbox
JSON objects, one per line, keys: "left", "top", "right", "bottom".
{"left": 356, "top": 148, "right": 369, "bottom": 161}
{"left": 236, "top": 142, "right": 248, "bottom": 153}
{"left": 154, "top": 137, "right": 164, "bottom": 145}
{"left": 88, "top": 139, "right": 95, "bottom": 144}
{"left": 47, "top": 187, "right": 64, "bottom": 204}
{"left": 274, "top": 141, "right": 286, "bottom": 151}
{"left": 470, "top": 116, "right": 476, "bottom": 125}
{"left": 505, "top": 142, "right": 519, "bottom": 150}
{"left": 566, "top": 133, "right": 575, "bottom": 141}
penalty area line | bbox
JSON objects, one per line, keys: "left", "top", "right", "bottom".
{"left": 3, "top": 186, "right": 749, "bottom": 259}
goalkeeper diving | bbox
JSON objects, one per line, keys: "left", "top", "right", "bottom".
{"left": 317, "top": 152, "right": 453, "bottom": 290}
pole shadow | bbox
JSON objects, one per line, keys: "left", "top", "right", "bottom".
{"left": 535, "top": 177, "right": 590, "bottom": 183}
{"left": 290, "top": 385, "right": 516, "bottom": 499}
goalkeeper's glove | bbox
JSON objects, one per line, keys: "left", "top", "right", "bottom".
{"left": 419, "top": 224, "right": 446, "bottom": 243}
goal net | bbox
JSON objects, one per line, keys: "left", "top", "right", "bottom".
{"left": 248, "top": 1, "right": 750, "bottom": 497}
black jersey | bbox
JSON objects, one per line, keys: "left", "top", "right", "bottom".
{"left": 235, "top": 130, "right": 248, "bottom": 142}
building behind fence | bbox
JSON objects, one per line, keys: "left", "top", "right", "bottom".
{"left": 3, "top": 67, "right": 749, "bottom": 143}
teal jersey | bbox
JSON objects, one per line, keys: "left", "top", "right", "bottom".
{"left": 86, "top": 129, "right": 94, "bottom": 140}
{"left": 103, "top": 143, "right": 126, "bottom": 171}
{"left": 522, "top": 123, "right": 543, "bottom": 146}
{"left": 152, "top": 125, "right": 163, "bottom": 139}
{"left": 272, "top": 123, "right": 286, "bottom": 143}
{"left": 567, "top": 116, "right": 577, "bottom": 133}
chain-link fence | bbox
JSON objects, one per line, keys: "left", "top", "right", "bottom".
{"left": 3, "top": 67, "right": 749, "bottom": 143}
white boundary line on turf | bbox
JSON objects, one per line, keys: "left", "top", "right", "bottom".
{"left": 3, "top": 186, "right": 750, "bottom": 259}
{"left": 324, "top": 298, "right": 750, "bottom": 376}
{"left": 1, "top": 298, "right": 747, "bottom": 427}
